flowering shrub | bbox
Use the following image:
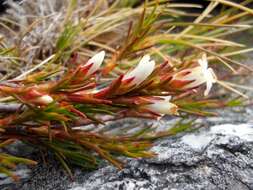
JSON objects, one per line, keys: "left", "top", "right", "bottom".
{"left": 0, "top": 0, "right": 252, "bottom": 180}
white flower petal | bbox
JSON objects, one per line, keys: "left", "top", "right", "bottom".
{"left": 207, "top": 68, "right": 217, "bottom": 83}
{"left": 162, "top": 96, "right": 172, "bottom": 102}
{"left": 198, "top": 54, "right": 208, "bottom": 70}
{"left": 204, "top": 80, "right": 212, "bottom": 96}
{"left": 175, "top": 54, "right": 217, "bottom": 96}
{"left": 84, "top": 51, "right": 105, "bottom": 76}
{"left": 144, "top": 96, "right": 178, "bottom": 115}
{"left": 123, "top": 55, "right": 155, "bottom": 85}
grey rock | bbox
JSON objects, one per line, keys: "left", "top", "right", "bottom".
{"left": 0, "top": 141, "right": 36, "bottom": 189}
{"left": 67, "top": 124, "right": 253, "bottom": 190}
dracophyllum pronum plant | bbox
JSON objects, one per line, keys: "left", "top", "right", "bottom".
{"left": 0, "top": 47, "right": 248, "bottom": 180}
{"left": 0, "top": 0, "right": 252, "bottom": 180}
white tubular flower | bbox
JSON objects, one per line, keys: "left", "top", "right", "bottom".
{"left": 174, "top": 54, "right": 217, "bottom": 96}
{"left": 144, "top": 96, "right": 178, "bottom": 116}
{"left": 123, "top": 54, "right": 155, "bottom": 86}
{"left": 83, "top": 51, "right": 105, "bottom": 76}
{"left": 33, "top": 95, "right": 54, "bottom": 105}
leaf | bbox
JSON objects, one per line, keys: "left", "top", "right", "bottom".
{"left": 56, "top": 23, "right": 80, "bottom": 52}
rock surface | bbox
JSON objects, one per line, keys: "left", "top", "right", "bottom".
{"left": 69, "top": 124, "right": 253, "bottom": 190}
{"left": 1, "top": 121, "right": 253, "bottom": 190}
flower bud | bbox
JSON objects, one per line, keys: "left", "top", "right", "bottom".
{"left": 143, "top": 96, "right": 178, "bottom": 116}
{"left": 123, "top": 54, "right": 155, "bottom": 86}
{"left": 32, "top": 95, "right": 54, "bottom": 105}
{"left": 81, "top": 51, "right": 105, "bottom": 76}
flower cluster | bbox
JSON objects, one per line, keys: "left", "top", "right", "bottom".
{"left": 0, "top": 51, "right": 218, "bottom": 124}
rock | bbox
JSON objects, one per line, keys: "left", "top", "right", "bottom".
{"left": 0, "top": 141, "right": 36, "bottom": 190}
{"left": 67, "top": 124, "right": 253, "bottom": 190}
{"left": 3, "top": 123, "right": 251, "bottom": 190}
